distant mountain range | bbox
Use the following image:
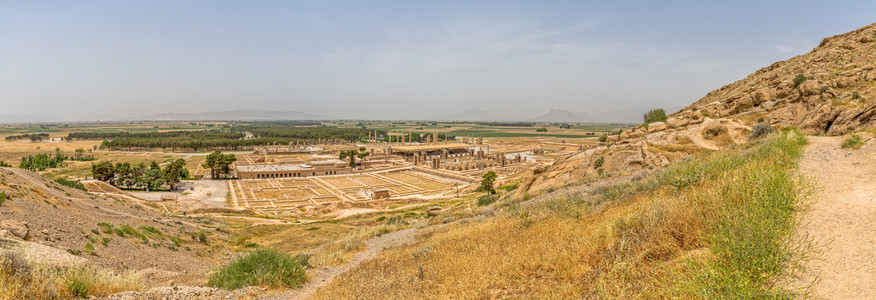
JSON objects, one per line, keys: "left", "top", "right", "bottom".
{"left": 528, "top": 109, "right": 590, "bottom": 122}
{"left": 129, "top": 109, "right": 336, "bottom": 121}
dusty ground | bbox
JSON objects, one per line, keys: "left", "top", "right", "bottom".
{"left": 796, "top": 136, "right": 876, "bottom": 299}
{"left": 177, "top": 180, "right": 229, "bottom": 208}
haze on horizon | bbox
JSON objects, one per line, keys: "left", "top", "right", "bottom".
{"left": 1, "top": 1, "right": 875, "bottom": 122}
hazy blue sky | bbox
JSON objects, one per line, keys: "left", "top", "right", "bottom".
{"left": 1, "top": 1, "right": 875, "bottom": 121}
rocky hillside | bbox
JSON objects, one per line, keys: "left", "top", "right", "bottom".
{"left": 520, "top": 22, "right": 876, "bottom": 193}
{"left": 0, "top": 167, "right": 227, "bottom": 286}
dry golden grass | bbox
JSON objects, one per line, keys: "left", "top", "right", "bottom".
{"left": 305, "top": 223, "right": 410, "bottom": 268}
{"left": 0, "top": 252, "right": 143, "bottom": 300}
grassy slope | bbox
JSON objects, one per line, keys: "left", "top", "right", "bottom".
{"left": 312, "top": 129, "right": 812, "bottom": 299}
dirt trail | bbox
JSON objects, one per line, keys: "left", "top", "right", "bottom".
{"left": 284, "top": 228, "right": 418, "bottom": 300}
{"left": 797, "top": 136, "right": 876, "bottom": 299}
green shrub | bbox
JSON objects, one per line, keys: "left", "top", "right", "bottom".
{"left": 477, "top": 194, "right": 498, "bottom": 206}
{"left": 841, "top": 134, "right": 864, "bottom": 149}
{"left": 853, "top": 91, "right": 862, "bottom": 99}
{"left": 138, "top": 226, "right": 163, "bottom": 237}
{"left": 643, "top": 108, "right": 667, "bottom": 124}
{"left": 598, "top": 135, "right": 608, "bottom": 142}
{"left": 54, "top": 178, "right": 87, "bottom": 192}
{"left": 117, "top": 225, "right": 148, "bottom": 243}
{"left": 199, "top": 231, "right": 209, "bottom": 245}
{"left": 793, "top": 73, "right": 807, "bottom": 88}
{"left": 0, "top": 191, "right": 6, "bottom": 206}
{"left": 498, "top": 182, "right": 519, "bottom": 191}
{"left": 748, "top": 122, "right": 775, "bottom": 140}
{"left": 207, "top": 249, "right": 306, "bottom": 290}
{"left": 83, "top": 243, "right": 95, "bottom": 255}
{"left": 536, "top": 128, "right": 548, "bottom": 132}
{"left": 68, "top": 277, "right": 90, "bottom": 298}
{"left": 97, "top": 222, "right": 114, "bottom": 233}
{"left": 593, "top": 156, "right": 605, "bottom": 169}
{"left": 386, "top": 216, "right": 409, "bottom": 225}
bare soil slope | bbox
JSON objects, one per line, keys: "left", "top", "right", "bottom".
{"left": 0, "top": 167, "right": 225, "bottom": 286}
{"left": 797, "top": 136, "right": 876, "bottom": 299}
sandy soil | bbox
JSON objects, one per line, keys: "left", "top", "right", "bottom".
{"left": 176, "top": 180, "right": 229, "bottom": 209}
{"left": 796, "top": 136, "right": 876, "bottom": 299}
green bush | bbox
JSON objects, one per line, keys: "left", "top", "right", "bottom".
{"left": 536, "top": 128, "right": 548, "bottom": 132}
{"left": 643, "top": 108, "right": 667, "bottom": 124}
{"left": 793, "top": 73, "right": 807, "bottom": 88}
{"left": 0, "top": 191, "right": 6, "bottom": 206}
{"left": 593, "top": 156, "right": 605, "bottom": 169}
{"left": 68, "top": 277, "right": 90, "bottom": 298}
{"left": 199, "top": 231, "right": 209, "bottom": 245}
{"left": 386, "top": 216, "right": 409, "bottom": 225}
{"left": 841, "top": 134, "right": 864, "bottom": 149}
{"left": 598, "top": 135, "right": 608, "bottom": 142}
{"left": 748, "top": 122, "right": 775, "bottom": 140}
{"left": 207, "top": 249, "right": 307, "bottom": 290}
{"left": 498, "top": 182, "right": 519, "bottom": 191}
{"left": 97, "top": 222, "right": 114, "bottom": 233}
{"left": 54, "top": 178, "right": 87, "bottom": 192}
{"left": 138, "top": 226, "right": 163, "bottom": 237}
{"left": 116, "top": 225, "right": 148, "bottom": 243}
{"left": 477, "top": 194, "right": 498, "bottom": 206}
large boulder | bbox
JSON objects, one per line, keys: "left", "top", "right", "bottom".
{"left": 0, "top": 220, "right": 29, "bottom": 240}
{"left": 646, "top": 121, "right": 667, "bottom": 133}
{"left": 835, "top": 76, "right": 857, "bottom": 88}
{"left": 701, "top": 122, "right": 727, "bottom": 140}
{"left": 798, "top": 80, "right": 821, "bottom": 96}
{"left": 752, "top": 87, "right": 772, "bottom": 105}
{"left": 666, "top": 117, "right": 688, "bottom": 129}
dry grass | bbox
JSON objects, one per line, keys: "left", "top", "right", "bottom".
{"left": 0, "top": 252, "right": 143, "bottom": 300}
{"left": 311, "top": 129, "right": 813, "bottom": 299}
{"left": 308, "top": 223, "right": 410, "bottom": 268}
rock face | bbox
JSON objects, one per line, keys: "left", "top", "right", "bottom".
{"left": 520, "top": 22, "right": 876, "bottom": 193}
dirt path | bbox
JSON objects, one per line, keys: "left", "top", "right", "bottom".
{"left": 283, "top": 228, "right": 418, "bottom": 299}
{"left": 796, "top": 136, "right": 876, "bottom": 299}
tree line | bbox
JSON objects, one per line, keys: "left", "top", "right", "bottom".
{"left": 20, "top": 148, "right": 67, "bottom": 171}
{"left": 67, "top": 130, "right": 244, "bottom": 140}
{"left": 92, "top": 159, "right": 189, "bottom": 191}
{"left": 68, "top": 124, "right": 383, "bottom": 152}
{"left": 5, "top": 133, "right": 50, "bottom": 141}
